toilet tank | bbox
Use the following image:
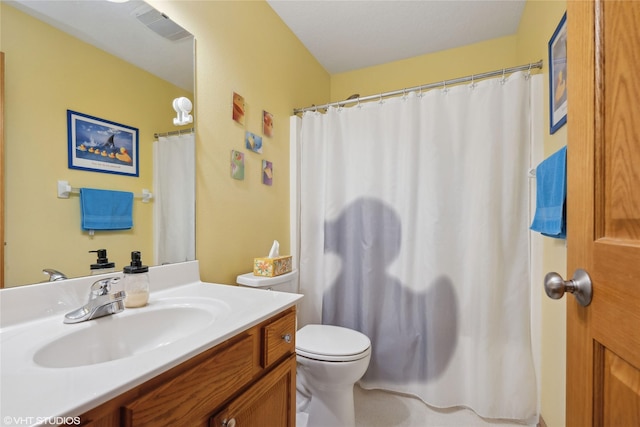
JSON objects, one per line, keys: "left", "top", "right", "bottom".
{"left": 236, "top": 270, "right": 298, "bottom": 293}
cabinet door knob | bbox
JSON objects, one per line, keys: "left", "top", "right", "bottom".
{"left": 222, "top": 418, "right": 236, "bottom": 427}
{"left": 282, "top": 333, "right": 292, "bottom": 343}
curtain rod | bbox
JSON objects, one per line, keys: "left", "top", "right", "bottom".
{"left": 293, "top": 60, "right": 543, "bottom": 114}
{"left": 154, "top": 127, "right": 195, "bottom": 139}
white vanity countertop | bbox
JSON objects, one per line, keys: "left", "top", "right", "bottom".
{"left": 0, "top": 261, "right": 302, "bottom": 427}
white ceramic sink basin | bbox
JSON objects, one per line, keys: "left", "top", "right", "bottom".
{"left": 33, "top": 298, "right": 230, "bottom": 368}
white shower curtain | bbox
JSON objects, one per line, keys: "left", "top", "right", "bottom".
{"left": 297, "top": 72, "right": 538, "bottom": 422}
{"left": 153, "top": 133, "right": 195, "bottom": 265}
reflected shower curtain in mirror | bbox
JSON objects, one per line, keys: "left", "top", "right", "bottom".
{"left": 153, "top": 133, "right": 195, "bottom": 265}
{"left": 297, "top": 72, "right": 539, "bottom": 422}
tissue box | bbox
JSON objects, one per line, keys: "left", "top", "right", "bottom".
{"left": 254, "top": 256, "right": 292, "bottom": 277}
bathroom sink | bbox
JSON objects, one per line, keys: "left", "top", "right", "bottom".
{"left": 33, "top": 299, "right": 229, "bottom": 368}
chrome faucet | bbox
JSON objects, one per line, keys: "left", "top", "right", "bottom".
{"left": 43, "top": 269, "right": 68, "bottom": 282}
{"left": 63, "top": 277, "right": 125, "bottom": 324}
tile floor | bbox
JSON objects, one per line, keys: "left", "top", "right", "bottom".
{"left": 354, "top": 386, "right": 536, "bottom": 427}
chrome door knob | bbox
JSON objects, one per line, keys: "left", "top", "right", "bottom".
{"left": 544, "top": 269, "right": 593, "bottom": 307}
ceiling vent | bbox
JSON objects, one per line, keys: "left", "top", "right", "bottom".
{"left": 133, "top": 5, "right": 192, "bottom": 41}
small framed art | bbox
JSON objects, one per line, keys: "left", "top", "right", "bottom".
{"left": 548, "top": 12, "right": 567, "bottom": 134}
{"left": 245, "top": 131, "right": 263, "bottom": 154}
{"left": 67, "top": 110, "right": 138, "bottom": 176}
{"left": 263, "top": 110, "right": 274, "bottom": 137}
{"left": 233, "top": 92, "right": 245, "bottom": 125}
{"left": 231, "top": 150, "right": 245, "bottom": 180}
{"left": 262, "top": 160, "right": 273, "bottom": 186}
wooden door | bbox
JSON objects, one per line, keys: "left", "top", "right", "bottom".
{"left": 1, "top": 51, "right": 4, "bottom": 289}
{"left": 567, "top": 0, "right": 640, "bottom": 425}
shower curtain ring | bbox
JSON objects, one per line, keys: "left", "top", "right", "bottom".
{"left": 379, "top": 93, "right": 384, "bottom": 104}
{"left": 501, "top": 68, "right": 506, "bottom": 84}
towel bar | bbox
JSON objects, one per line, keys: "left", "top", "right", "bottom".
{"left": 57, "top": 180, "right": 153, "bottom": 203}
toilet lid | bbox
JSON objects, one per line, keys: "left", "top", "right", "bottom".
{"left": 296, "top": 324, "right": 371, "bottom": 362}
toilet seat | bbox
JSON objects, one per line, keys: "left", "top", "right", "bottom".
{"left": 296, "top": 324, "right": 371, "bottom": 362}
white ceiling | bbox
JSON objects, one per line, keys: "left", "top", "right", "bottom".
{"left": 6, "top": 0, "right": 194, "bottom": 92}
{"left": 266, "top": 0, "right": 527, "bottom": 74}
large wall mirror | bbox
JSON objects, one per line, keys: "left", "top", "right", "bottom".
{"left": 1, "top": 0, "right": 195, "bottom": 287}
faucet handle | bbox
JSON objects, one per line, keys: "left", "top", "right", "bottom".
{"left": 90, "top": 277, "right": 121, "bottom": 298}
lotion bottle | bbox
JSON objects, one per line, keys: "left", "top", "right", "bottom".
{"left": 123, "top": 251, "right": 150, "bottom": 308}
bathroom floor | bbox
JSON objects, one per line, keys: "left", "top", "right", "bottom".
{"left": 354, "top": 386, "right": 535, "bottom": 427}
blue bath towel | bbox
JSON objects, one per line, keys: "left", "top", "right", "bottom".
{"left": 530, "top": 146, "right": 567, "bottom": 239}
{"left": 80, "top": 188, "right": 134, "bottom": 231}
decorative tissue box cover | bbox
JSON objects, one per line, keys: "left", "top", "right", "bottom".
{"left": 254, "top": 256, "right": 292, "bottom": 277}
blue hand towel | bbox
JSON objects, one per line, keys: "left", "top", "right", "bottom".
{"left": 530, "top": 146, "right": 567, "bottom": 239}
{"left": 80, "top": 188, "right": 134, "bottom": 231}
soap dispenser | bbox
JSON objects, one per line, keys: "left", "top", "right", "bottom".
{"left": 123, "top": 251, "right": 150, "bottom": 308}
{"left": 89, "top": 249, "right": 116, "bottom": 275}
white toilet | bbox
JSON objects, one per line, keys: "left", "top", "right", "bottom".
{"left": 237, "top": 270, "right": 371, "bottom": 427}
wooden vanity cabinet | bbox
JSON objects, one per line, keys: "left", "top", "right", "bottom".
{"left": 78, "top": 307, "right": 297, "bottom": 427}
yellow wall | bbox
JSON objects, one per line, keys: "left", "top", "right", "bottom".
{"left": 516, "top": 1, "right": 568, "bottom": 426}
{"left": 1, "top": 4, "right": 192, "bottom": 286}
{"left": 331, "top": 35, "right": 518, "bottom": 102}
{"left": 146, "top": 0, "right": 330, "bottom": 285}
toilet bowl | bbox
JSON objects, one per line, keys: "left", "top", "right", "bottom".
{"left": 295, "top": 324, "right": 371, "bottom": 427}
{"left": 236, "top": 271, "right": 371, "bottom": 427}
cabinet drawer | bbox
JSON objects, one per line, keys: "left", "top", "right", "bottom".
{"left": 262, "top": 309, "right": 296, "bottom": 368}
{"left": 123, "top": 332, "right": 257, "bottom": 426}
